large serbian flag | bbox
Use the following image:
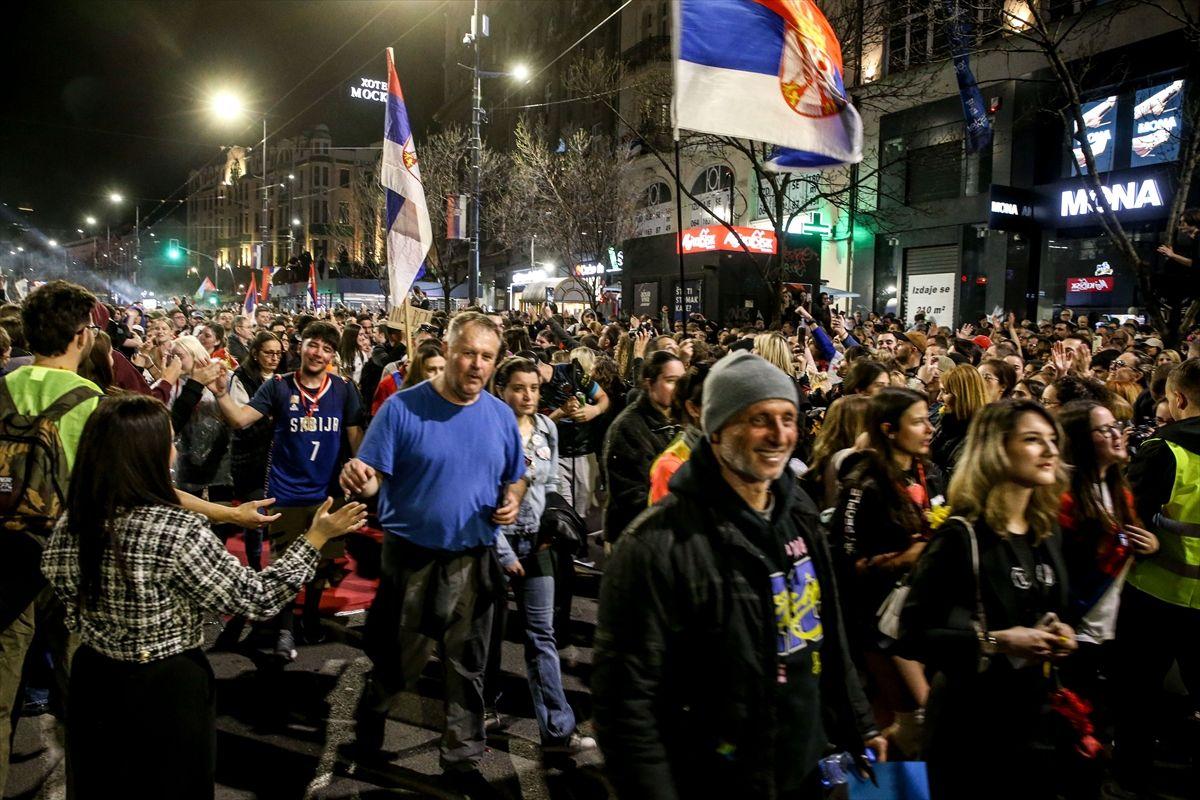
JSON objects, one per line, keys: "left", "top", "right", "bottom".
{"left": 307, "top": 263, "right": 319, "bottom": 308}
{"left": 381, "top": 47, "right": 432, "bottom": 307}
{"left": 674, "top": 0, "right": 862, "bottom": 170}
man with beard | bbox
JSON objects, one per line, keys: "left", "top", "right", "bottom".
{"left": 208, "top": 321, "right": 365, "bottom": 660}
{"left": 593, "top": 352, "right": 884, "bottom": 799}
{"left": 339, "top": 312, "right": 524, "bottom": 795}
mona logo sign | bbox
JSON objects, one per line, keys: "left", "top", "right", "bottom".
{"left": 1067, "top": 276, "right": 1114, "bottom": 293}
{"left": 1059, "top": 179, "right": 1163, "bottom": 218}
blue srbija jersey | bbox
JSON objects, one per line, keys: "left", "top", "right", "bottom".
{"left": 248, "top": 372, "right": 364, "bottom": 506}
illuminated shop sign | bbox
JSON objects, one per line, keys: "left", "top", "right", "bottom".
{"left": 349, "top": 77, "right": 388, "bottom": 103}
{"left": 1059, "top": 178, "right": 1163, "bottom": 217}
{"left": 1067, "top": 276, "right": 1114, "bottom": 293}
{"left": 676, "top": 226, "right": 777, "bottom": 255}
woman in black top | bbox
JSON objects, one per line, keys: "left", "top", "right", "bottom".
{"left": 228, "top": 332, "right": 282, "bottom": 570}
{"left": 902, "top": 400, "right": 1077, "bottom": 799}
{"left": 831, "top": 387, "right": 940, "bottom": 757}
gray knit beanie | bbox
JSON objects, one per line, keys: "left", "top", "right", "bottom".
{"left": 701, "top": 352, "right": 798, "bottom": 436}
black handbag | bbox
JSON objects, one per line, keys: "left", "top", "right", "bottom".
{"left": 537, "top": 491, "right": 587, "bottom": 556}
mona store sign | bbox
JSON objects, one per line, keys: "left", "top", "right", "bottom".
{"left": 1038, "top": 165, "right": 1173, "bottom": 228}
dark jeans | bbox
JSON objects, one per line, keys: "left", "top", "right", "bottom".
{"left": 1113, "top": 585, "right": 1200, "bottom": 788}
{"left": 355, "top": 536, "right": 497, "bottom": 770}
{"left": 69, "top": 646, "right": 215, "bottom": 799}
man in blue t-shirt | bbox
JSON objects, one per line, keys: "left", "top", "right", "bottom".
{"left": 339, "top": 311, "right": 524, "bottom": 789}
{"left": 209, "top": 321, "right": 364, "bottom": 660}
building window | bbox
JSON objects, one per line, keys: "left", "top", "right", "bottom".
{"left": 691, "top": 165, "right": 734, "bottom": 195}
{"left": 887, "top": 1, "right": 933, "bottom": 74}
{"left": 338, "top": 202, "right": 350, "bottom": 225}
{"left": 640, "top": 181, "right": 672, "bottom": 207}
{"left": 905, "top": 141, "right": 963, "bottom": 204}
{"left": 339, "top": 168, "right": 350, "bottom": 188}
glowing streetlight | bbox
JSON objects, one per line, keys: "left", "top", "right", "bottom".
{"left": 210, "top": 91, "right": 244, "bottom": 121}
{"left": 47, "top": 239, "right": 58, "bottom": 247}
{"left": 292, "top": 217, "right": 301, "bottom": 226}
{"left": 109, "top": 192, "right": 123, "bottom": 204}
{"left": 510, "top": 63, "right": 531, "bottom": 82}
{"left": 85, "top": 215, "right": 97, "bottom": 226}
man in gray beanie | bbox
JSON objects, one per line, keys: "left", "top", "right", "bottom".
{"left": 593, "top": 352, "right": 885, "bottom": 799}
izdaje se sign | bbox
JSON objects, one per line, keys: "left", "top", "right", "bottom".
{"left": 676, "top": 226, "right": 777, "bottom": 255}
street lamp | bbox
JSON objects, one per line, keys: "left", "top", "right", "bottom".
{"left": 211, "top": 89, "right": 271, "bottom": 272}
{"left": 463, "top": 1, "right": 529, "bottom": 306}
{"left": 47, "top": 239, "right": 57, "bottom": 247}
{"left": 85, "top": 216, "right": 97, "bottom": 226}
{"left": 108, "top": 192, "right": 123, "bottom": 204}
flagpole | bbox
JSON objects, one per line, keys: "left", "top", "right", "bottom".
{"left": 403, "top": 296, "right": 414, "bottom": 360}
{"left": 673, "top": 135, "right": 686, "bottom": 326}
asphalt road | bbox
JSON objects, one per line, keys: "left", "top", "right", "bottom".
{"left": 6, "top": 566, "right": 611, "bottom": 800}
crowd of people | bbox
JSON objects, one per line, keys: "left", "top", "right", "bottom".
{"left": 0, "top": 258, "right": 1197, "bottom": 798}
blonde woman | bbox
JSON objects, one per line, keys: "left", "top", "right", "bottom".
{"left": 930, "top": 365, "right": 988, "bottom": 476}
{"left": 902, "top": 401, "right": 1076, "bottom": 799}
{"left": 752, "top": 332, "right": 797, "bottom": 378}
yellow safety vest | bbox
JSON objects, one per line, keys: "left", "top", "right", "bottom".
{"left": 1127, "top": 440, "right": 1200, "bottom": 609}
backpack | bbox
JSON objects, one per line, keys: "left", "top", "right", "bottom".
{"left": 0, "top": 382, "right": 100, "bottom": 540}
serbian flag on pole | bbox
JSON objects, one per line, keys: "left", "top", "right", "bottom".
{"left": 381, "top": 47, "right": 432, "bottom": 307}
{"left": 307, "top": 262, "right": 319, "bottom": 308}
{"left": 243, "top": 274, "right": 258, "bottom": 315}
{"left": 259, "top": 266, "right": 272, "bottom": 303}
{"left": 194, "top": 276, "right": 216, "bottom": 298}
{"left": 674, "top": 0, "right": 862, "bottom": 171}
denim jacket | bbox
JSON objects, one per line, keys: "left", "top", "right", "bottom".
{"left": 496, "top": 413, "right": 559, "bottom": 567}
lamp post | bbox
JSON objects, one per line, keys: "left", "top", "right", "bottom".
{"left": 463, "top": 4, "right": 529, "bottom": 306}
{"left": 211, "top": 91, "right": 271, "bottom": 274}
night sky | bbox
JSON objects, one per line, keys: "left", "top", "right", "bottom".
{"left": 2, "top": 0, "right": 450, "bottom": 241}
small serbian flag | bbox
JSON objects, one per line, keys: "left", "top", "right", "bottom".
{"left": 674, "top": 0, "right": 863, "bottom": 171}
{"left": 259, "top": 266, "right": 272, "bottom": 303}
{"left": 446, "top": 194, "right": 468, "bottom": 240}
{"left": 308, "top": 262, "right": 319, "bottom": 308}
{"left": 382, "top": 47, "right": 433, "bottom": 307}
{"left": 195, "top": 276, "right": 217, "bottom": 298}
{"left": 243, "top": 274, "right": 258, "bottom": 315}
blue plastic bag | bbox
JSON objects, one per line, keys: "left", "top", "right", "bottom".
{"left": 848, "top": 761, "right": 930, "bottom": 800}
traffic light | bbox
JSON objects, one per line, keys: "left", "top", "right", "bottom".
{"left": 166, "top": 239, "right": 182, "bottom": 261}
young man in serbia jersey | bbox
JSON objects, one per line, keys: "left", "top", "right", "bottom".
{"left": 209, "top": 321, "right": 365, "bottom": 661}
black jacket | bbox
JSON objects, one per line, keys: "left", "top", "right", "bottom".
{"left": 600, "top": 391, "right": 678, "bottom": 543}
{"left": 1127, "top": 416, "right": 1200, "bottom": 529}
{"left": 930, "top": 413, "right": 969, "bottom": 476}
{"left": 593, "top": 440, "right": 877, "bottom": 799}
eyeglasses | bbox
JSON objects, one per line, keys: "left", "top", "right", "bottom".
{"left": 1092, "top": 423, "right": 1128, "bottom": 438}
{"left": 260, "top": 350, "right": 283, "bottom": 358}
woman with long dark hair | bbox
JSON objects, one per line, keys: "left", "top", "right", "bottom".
{"left": 369, "top": 341, "right": 446, "bottom": 415}
{"left": 831, "top": 387, "right": 941, "bottom": 757}
{"left": 226, "top": 332, "right": 283, "bottom": 573}
{"left": 902, "top": 401, "right": 1077, "bottom": 799}
{"left": 41, "top": 395, "right": 366, "bottom": 798}
{"left": 1056, "top": 400, "right": 1157, "bottom": 766}
{"left": 337, "top": 322, "right": 371, "bottom": 385}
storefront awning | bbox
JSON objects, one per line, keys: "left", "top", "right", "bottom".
{"left": 519, "top": 277, "right": 593, "bottom": 305}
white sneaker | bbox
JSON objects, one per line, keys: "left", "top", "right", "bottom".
{"left": 543, "top": 732, "right": 597, "bottom": 755}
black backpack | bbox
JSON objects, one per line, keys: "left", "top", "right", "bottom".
{"left": 0, "top": 381, "right": 99, "bottom": 627}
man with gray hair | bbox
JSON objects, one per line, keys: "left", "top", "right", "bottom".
{"left": 339, "top": 311, "right": 526, "bottom": 793}
{"left": 593, "top": 352, "right": 884, "bottom": 798}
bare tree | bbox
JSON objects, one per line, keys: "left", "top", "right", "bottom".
{"left": 976, "top": 0, "right": 1197, "bottom": 343}
{"left": 413, "top": 124, "right": 503, "bottom": 311}
{"left": 496, "top": 116, "right": 637, "bottom": 299}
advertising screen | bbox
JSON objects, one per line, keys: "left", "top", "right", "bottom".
{"left": 1131, "top": 80, "right": 1185, "bottom": 167}
{"left": 1073, "top": 95, "right": 1117, "bottom": 174}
